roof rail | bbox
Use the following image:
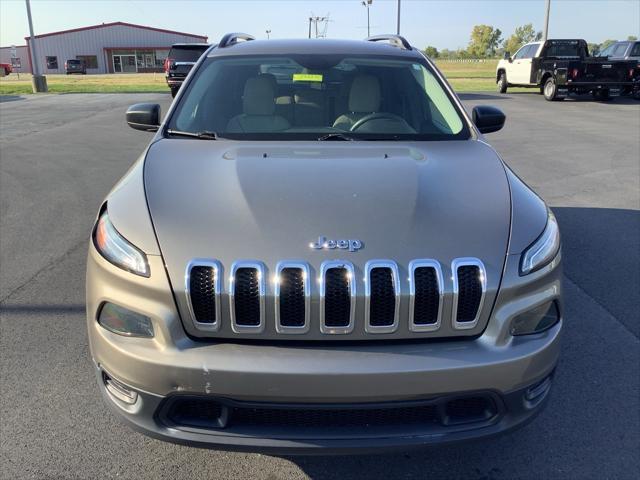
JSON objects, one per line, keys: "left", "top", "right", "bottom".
{"left": 218, "top": 32, "right": 255, "bottom": 48}
{"left": 365, "top": 34, "right": 412, "bottom": 50}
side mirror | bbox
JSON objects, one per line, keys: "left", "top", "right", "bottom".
{"left": 126, "top": 103, "right": 160, "bottom": 132}
{"left": 472, "top": 105, "right": 505, "bottom": 134}
{"left": 503, "top": 51, "right": 511, "bottom": 61}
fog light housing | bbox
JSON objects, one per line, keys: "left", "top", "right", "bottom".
{"left": 98, "top": 302, "right": 154, "bottom": 338}
{"left": 510, "top": 301, "right": 559, "bottom": 336}
{"left": 102, "top": 370, "right": 138, "bottom": 405}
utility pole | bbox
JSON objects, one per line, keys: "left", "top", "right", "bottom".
{"left": 266, "top": 29, "right": 271, "bottom": 39}
{"left": 25, "top": 0, "right": 47, "bottom": 92}
{"left": 362, "top": 0, "right": 372, "bottom": 38}
{"left": 543, "top": 0, "right": 551, "bottom": 41}
{"left": 396, "top": 0, "right": 401, "bottom": 35}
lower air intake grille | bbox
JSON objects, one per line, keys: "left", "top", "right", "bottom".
{"left": 456, "top": 265, "right": 483, "bottom": 323}
{"left": 324, "top": 268, "right": 351, "bottom": 327}
{"left": 413, "top": 267, "right": 440, "bottom": 325}
{"left": 369, "top": 267, "right": 396, "bottom": 327}
{"left": 278, "top": 268, "right": 305, "bottom": 327}
{"left": 234, "top": 268, "right": 261, "bottom": 326}
{"left": 161, "top": 394, "right": 499, "bottom": 434}
{"left": 189, "top": 266, "right": 217, "bottom": 323}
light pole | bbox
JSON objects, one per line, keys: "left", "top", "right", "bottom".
{"left": 362, "top": 0, "right": 372, "bottom": 38}
{"left": 396, "top": 0, "right": 401, "bottom": 35}
{"left": 266, "top": 29, "right": 271, "bottom": 39}
{"left": 543, "top": 0, "right": 551, "bottom": 41}
{"left": 25, "top": 0, "right": 47, "bottom": 92}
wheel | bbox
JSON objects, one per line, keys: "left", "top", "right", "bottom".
{"left": 170, "top": 86, "right": 179, "bottom": 98}
{"left": 497, "top": 72, "right": 508, "bottom": 93}
{"left": 543, "top": 77, "right": 563, "bottom": 101}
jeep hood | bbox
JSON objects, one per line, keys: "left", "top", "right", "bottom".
{"left": 144, "top": 139, "right": 511, "bottom": 333}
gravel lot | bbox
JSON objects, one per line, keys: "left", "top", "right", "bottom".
{"left": 1, "top": 92, "right": 638, "bottom": 479}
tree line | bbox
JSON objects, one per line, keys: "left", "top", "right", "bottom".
{"left": 422, "top": 24, "right": 638, "bottom": 59}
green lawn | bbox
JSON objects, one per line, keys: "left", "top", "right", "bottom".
{"left": 0, "top": 62, "right": 512, "bottom": 95}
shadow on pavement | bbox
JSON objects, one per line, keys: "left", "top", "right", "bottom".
{"left": 0, "top": 95, "right": 26, "bottom": 103}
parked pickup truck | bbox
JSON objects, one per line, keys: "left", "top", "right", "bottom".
{"left": 496, "top": 39, "right": 640, "bottom": 101}
{"left": 164, "top": 43, "right": 210, "bottom": 97}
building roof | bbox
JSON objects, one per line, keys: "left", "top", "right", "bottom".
{"left": 24, "top": 21, "right": 207, "bottom": 41}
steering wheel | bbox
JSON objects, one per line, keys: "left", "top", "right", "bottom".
{"left": 350, "top": 112, "right": 412, "bottom": 132}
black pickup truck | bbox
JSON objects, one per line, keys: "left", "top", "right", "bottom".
{"left": 164, "top": 43, "right": 210, "bottom": 97}
{"left": 496, "top": 39, "right": 640, "bottom": 101}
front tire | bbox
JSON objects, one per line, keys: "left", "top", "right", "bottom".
{"left": 170, "top": 86, "right": 179, "bottom": 98}
{"left": 497, "top": 72, "right": 508, "bottom": 93}
{"left": 543, "top": 77, "right": 563, "bottom": 101}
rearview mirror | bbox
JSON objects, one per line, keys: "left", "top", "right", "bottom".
{"left": 126, "top": 103, "right": 160, "bottom": 132}
{"left": 472, "top": 106, "right": 505, "bottom": 134}
{"left": 503, "top": 51, "right": 511, "bottom": 60}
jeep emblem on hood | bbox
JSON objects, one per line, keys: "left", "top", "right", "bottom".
{"left": 310, "top": 236, "right": 363, "bottom": 252}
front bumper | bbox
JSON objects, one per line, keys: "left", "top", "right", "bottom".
{"left": 87, "top": 242, "right": 562, "bottom": 452}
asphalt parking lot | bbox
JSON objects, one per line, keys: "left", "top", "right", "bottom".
{"left": 1, "top": 92, "right": 638, "bottom": 479}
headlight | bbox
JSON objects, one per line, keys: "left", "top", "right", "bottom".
{"left": 520, "top": 210, "right": 560, "bottom": 275}
{"left": 93, "top": 209, "right": 150, "bottom": 277}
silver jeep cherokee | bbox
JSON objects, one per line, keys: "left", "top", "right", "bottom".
{"left": 87, "top": 33, "right": 562, "bottom": 453}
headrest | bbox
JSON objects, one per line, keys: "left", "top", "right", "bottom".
{"left": 348, "top": 75, "right": 381, "bottom": 113}
{"left": 243, "top": 76, "right": 276, "bottom": 115}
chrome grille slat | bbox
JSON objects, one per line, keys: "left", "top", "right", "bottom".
{"left": 275, "top": 261, "right": 310, "bottom": 334}
{"left": 185, "top": 259, "right": 222, "bottom": 332}
{"left": 320, "top": 261, "right": 356, "bottom": 334}
{"left": 365, "top": 260, "right": 400, "bottom": 334}
{"left": 451, "top": 258, "right": 486, "bottom": 330}
{"left": 409, "top": 260, "right": 443, "bottom": 332}
{"left": 230, "top": 261, "right": 265, "bottom": 333}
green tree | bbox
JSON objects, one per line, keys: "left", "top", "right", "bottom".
{"left": 423, "top": 46, "right": 439, "bottom": 58}
{"left": 627, "top": 35, "right": 638, "bottom": 41}
{"left": 503, "top": 23, "right": 542, "bottom": 55}
{"left": 467, "top": 25, "right": 503, "bottom": 58}
{"left": 440, "top": 48, "right": 453, "bottom": 59}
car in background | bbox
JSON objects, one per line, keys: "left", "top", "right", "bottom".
{"left": 65, "top": 59, "right": 86, "bottom": 75}
{"left": 164, "top": 43, "right": 210, "bottom": 97}
{"left": 496, "top": 39, "right": 639, "bottom": 101}
{"left": 598, "top": 40, "right": 640, "bottom": 61}
{"left": 0, "top": 62, "right": 12, "bottom": 76}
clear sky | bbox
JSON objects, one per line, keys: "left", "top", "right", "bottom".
{"left": 1, "top": 0, "right": 638, "bottom": 50}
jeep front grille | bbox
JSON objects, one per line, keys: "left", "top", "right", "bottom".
{"left": 275, "top": 262, "right": 310, "bottom": 333}
{"left": 365, "top": 261, "right": 400, "bottom": 333}
{"left": 409, "top": 260, "right": 443, "bottom": 332}
{"left": 452, "top": 258, "right": 486, "bottom": 329}
{"left": 186, "top": 260, "right": 221, "bottom": 331}
{"left": 186, "top": 258, "right": 487, "bottom": 337}
{"left": 320, "top": 261, "right": 355, "bottom": 334}
{"left": 230, "top": 262, "right": 265, "bottom": 333}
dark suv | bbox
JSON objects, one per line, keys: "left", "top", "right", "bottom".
{"left": 164, "top": 43, "right": 210, "bottom": 97}
{"left": 65, "top": 59, "right": 86, "bottom": 75}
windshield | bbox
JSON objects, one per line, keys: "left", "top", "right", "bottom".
{"left": 168, "top": 54, "right": 469, "bottom": 140}
{"left": 169, "top": 47, "right": 209, "bottom": 62}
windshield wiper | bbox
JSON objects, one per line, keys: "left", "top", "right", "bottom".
{"left": 317, "top": 133, "right": 356, "bottom": 141}
{"left": 166, "top": 129, "right": 218, "bottom": 140}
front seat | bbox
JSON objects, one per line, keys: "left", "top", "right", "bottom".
{"left": 332, "top": 74, "right": 381, "bottom": 130}
{"left": 226, "top": 76, "right": 291, "bottom": 133}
